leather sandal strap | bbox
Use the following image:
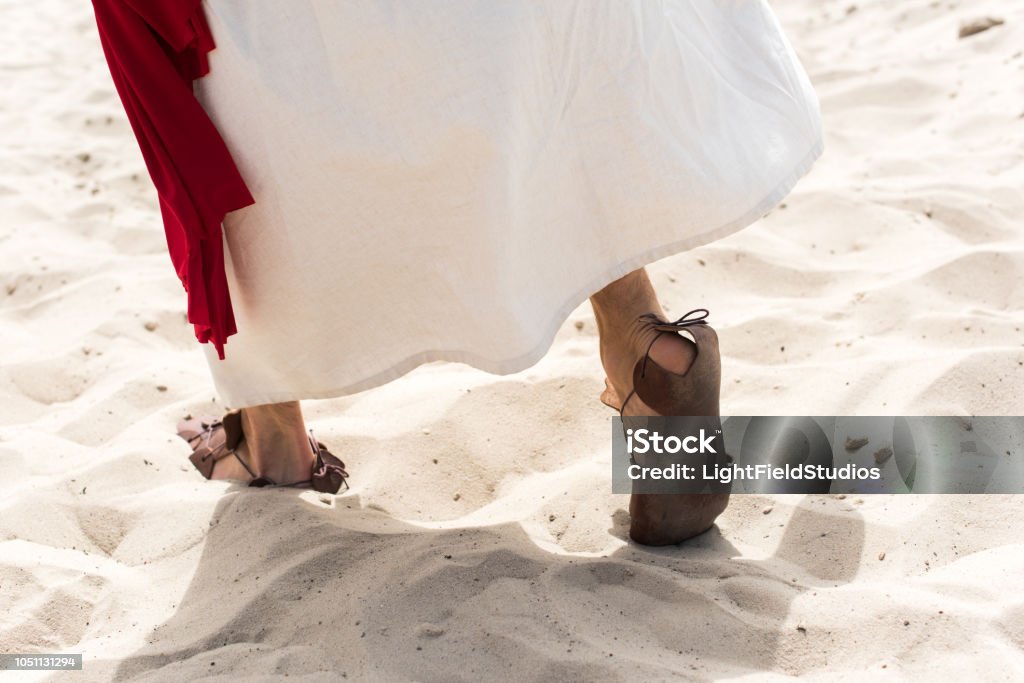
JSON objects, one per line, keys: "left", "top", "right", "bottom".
{"left": 183, "top": 412, "right": 250, "bottom": 480}
{"left": 232, "top": 450, "right": 260, "bottom": 480}
{"left": 309, "top": 431, "right": 350, "bottom": 493}
{"left": 247, "top": 431, "right": 350, "bottom": 493}
{"left": 645, "top": 307, "right": 709, "bottom": 333}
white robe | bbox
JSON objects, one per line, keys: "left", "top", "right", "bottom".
{"left": 195, "top": 0, "right": 823, "bottom": 407}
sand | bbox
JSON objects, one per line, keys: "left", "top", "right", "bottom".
{"left": 2, "top": 0, "right": 1023, "bottom": 680}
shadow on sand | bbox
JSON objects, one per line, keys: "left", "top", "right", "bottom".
{"left": 98, "top": 484, "right": 863, "bottom": 681}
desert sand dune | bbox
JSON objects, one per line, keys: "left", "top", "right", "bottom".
{"left": 1, "top": 0, "right": 1023, "bottom": 680}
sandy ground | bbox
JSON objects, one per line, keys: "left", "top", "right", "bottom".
{"left": 2, "top": 0, "right": 1024, "bottom": 680}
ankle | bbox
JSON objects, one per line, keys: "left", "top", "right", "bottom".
{"left": 591, "top": 269, "right": 667, "bottom": 368}
{"left": 238, "top": 404, "right": 316, "bottom": 483}
{"left": 595, "top": 316, "right": 649, "bottom": 400}
{"left": 236, "top": 439, "right": 315, "bottom": 484}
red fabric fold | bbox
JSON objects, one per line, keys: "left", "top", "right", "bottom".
{"left": 92, "top": 0, "right": 254, "bottom": 359}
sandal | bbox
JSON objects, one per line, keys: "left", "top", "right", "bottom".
{"left": 602, "top": 308, "right": 731, "bottom": 545}
{"left": 176, "top": 411, "right": 350, "bottom": 493}
{"left": 602, "top": 308, "right": 721, "bottom": 416}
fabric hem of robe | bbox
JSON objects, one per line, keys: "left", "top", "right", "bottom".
{"left": 208, "top": 135, "right": 825, "bottom": 408}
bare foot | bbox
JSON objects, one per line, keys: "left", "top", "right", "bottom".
{"left": 206, "top": 440, "right": 255, "bottom": 482}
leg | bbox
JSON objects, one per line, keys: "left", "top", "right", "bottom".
{"left": 209, "top": 401, "right": 316, "bottom": 484}
{"left": 590, "top": 268, "right": 730, "bottom": 544}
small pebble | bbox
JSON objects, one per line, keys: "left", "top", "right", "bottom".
{"left": 845, "top": 437, "right": 869, "bottom": 451}
{"left": 762, "top": 506, "right": 773, "bottom": 515}
{"left": 958, "top": 17, "right": 1004, "bottom": 39}
{"left": 416, "top": 624, "right": 445, "bottom": 638}
{"left": 878, "top": 552, "right": 886, "bottom": 561}
{"left": 873, "top": 447, "right": 893, "bottom": 464}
